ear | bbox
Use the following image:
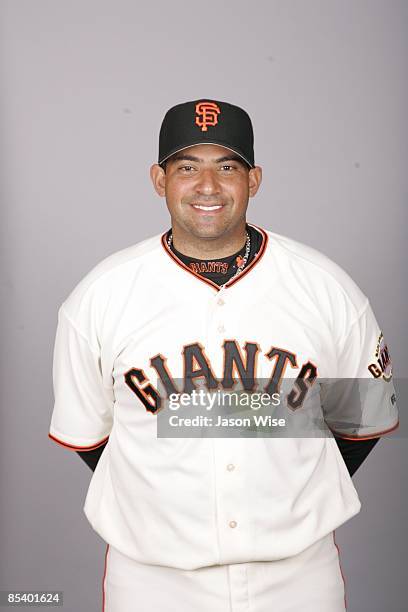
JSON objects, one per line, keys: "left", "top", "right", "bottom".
{"left": 248, "top": 166, "right": 262, "bottom": 197}
{"left": 150, "top": 164, "right": 166, "bottom": 197}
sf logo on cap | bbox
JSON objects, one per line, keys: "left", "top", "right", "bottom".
{"left": 195, "top": 101, "right": 221, "bottom": 132}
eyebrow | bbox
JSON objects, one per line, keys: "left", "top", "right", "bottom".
{"left": 169, "top": 154, "right": 246, "bottom": 166}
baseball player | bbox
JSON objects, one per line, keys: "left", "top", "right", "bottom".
{"left": 49, "top": 99, "right": 399, "bottom": 612}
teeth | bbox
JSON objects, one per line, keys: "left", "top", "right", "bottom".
{"left": 193, "top": 205, "right": 222, "bottom": 211}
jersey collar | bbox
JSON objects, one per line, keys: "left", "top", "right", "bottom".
{"left": 160, "top": 223, "right": 268, "bottom": 292}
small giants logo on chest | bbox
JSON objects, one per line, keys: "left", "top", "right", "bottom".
{"left": 189, "top": 261, "right": 229, "bottom": 274}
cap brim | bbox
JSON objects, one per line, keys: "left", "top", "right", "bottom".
{"left": 159, "top": 142, "right": 254, "bottom": 168}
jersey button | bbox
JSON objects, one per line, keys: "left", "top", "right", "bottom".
{"left": 226, "top": 463, "right": 235, "bottom": 471}
{"left": 229, "top": 520, "right": 237, "bottom": 528}
{"left": 217, "top": 298, "right": 225, "bottom": 306}
{"left": 217, "top": 325, "right": 225, "bottom": 333}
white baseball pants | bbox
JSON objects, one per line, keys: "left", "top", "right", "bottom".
{"left": 102, "top": 531, "right": 347, "bottom": 611}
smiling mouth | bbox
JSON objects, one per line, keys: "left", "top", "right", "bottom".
{"left": 191, "top": 204, "right": 224, "bottom": 211}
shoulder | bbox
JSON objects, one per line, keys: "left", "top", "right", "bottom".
{"left": 59, "top": 231, "right": 164, "bottom": 323}
{"left": 258, "top": 226, "right": 370, "bottom": 322}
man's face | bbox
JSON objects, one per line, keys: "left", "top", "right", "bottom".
{"left": 150, "top": 144, "right": 262, "bottom": 241}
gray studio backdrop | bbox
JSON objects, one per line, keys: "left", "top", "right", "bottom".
{"left": 1, "top": 1, "right": 407, "bottom": 611}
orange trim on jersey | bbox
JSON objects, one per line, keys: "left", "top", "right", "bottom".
{"left": 160, "top": 224, "right": 269, "bottom": 292}
{"left": 48, "top": 432, "right": 110, "bottom": 451}
{"left": 227, "top": 225, "right": 268, "bottom": 288}
{"left": 333, "top": 531, "right": 348, "bottom": 610}
{"left": 328, "top": 419, "right": 399, "bottom": 440}
{"left": 102, "top": 544, "right": 109, "bottom": 612}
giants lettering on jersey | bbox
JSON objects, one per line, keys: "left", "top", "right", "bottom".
{"left": 124, "top": 340, "right": 318, "bottom": 414}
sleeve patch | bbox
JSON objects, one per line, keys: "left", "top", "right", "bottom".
{"left": 368, "top": 332, "right": 393, "bottom": 381}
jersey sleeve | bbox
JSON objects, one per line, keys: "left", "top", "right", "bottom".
{"left": 48, "top": 306, "right": 114, "bottom": 451}
{"left": 320, "top": 301, "right": 399, "bottom": 440}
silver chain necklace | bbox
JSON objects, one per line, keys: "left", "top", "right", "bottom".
{"left": 167, "top": 231, "right": 251, "bottom": 285}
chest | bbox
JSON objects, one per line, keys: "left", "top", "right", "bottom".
{"left": 102, "top": 284, "right": 337, "bottom": 416}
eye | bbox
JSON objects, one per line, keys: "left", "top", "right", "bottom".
{"left": 178, "top": 165, "right": 195, "bottom": 172}
{"left": 220, "top": 164, "right": 237, "bottom": 172}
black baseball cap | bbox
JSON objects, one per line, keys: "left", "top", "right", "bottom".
{"left": 158, "top": 99, "right": 255, "bottom": 169}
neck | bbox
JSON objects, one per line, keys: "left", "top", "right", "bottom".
{"left": 170, "top": 223, "right": 248, "bottom": 259}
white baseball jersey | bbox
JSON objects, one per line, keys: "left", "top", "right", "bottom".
{"left": 49, "top": 224, "right": 398, "bottom": 571}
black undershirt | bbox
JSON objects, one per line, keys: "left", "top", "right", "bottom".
{"left": 77, "top": 224, "right": 380, "bottom": 474}
{"left": 168, "top": 223, "right": 264, "bottom": 285}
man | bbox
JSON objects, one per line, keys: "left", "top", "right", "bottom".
{"left": 49, "top": 99, "right": 399, "bottom": 611}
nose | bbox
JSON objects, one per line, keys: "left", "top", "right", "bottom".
{"left": 195, "top": 167, "right": 221, "bottom": 196}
